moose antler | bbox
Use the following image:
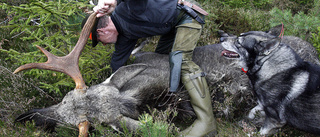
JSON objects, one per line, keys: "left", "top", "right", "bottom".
{"left": 14, "top": 12, "right": 97, "bottom": 92}
{"left": 14, "top": 12, "right": 97, "bottom": 137}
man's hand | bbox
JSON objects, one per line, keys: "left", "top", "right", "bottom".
{"left": 93, "top": 0, "right": 117, "bottom": 17}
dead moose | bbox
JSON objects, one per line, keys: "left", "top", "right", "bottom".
{"left": 14, "top": 12, "right": 320, "bottom": 136}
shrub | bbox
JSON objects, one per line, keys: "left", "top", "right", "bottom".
{"left": 269, "top": 7, "right": 320, "bottom": 41}
{"left": 138, "top": 107, "right": 178, "bottom": 137}
{"left": 209, "top": 6, "right": 270, "bottom": 36}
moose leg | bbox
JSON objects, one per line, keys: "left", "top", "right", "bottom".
{"left": 79, "top": 120, "right": 90, "bottom": 137}
{"left": 119, "top": 116, "right": 141, "bottom": 132}
{"left": 107, "top": 115, "right": 141, "bottom": 133}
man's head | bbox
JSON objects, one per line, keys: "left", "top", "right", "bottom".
{"left": 96, "top": 15, "right": 118, "bottom": 45}
{"left": 81, "top": 15, "right": 118, "bottom": 47}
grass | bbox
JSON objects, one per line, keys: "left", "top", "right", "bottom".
{"left": 1, "top": 0, "right": 320, "bottom": 136}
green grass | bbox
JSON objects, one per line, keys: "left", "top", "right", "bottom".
{"left": 1, "top": 0, "right": 320, "bottom": 136}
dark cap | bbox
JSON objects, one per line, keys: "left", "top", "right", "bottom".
{"left": 81, "top": 14, "right": 100, "bottom": 47}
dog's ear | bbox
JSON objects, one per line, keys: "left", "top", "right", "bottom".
{"left": 266, "top": 24, "right": 284, "bottom": 37}
{"left": 218, "top": 30, "right": 229, "bottom": 37}
{"left": 218, "top": 30, "right": 236, "bottom": 37}
{"left": 260, "top": 38, "right": 281, "bottom": 55}
{"left": 218, "top": 30, "right": 237, "bottom": 43}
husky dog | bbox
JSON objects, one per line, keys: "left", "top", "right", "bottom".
{"left": 220, "top": 28, "right": 320, "bottom": 135}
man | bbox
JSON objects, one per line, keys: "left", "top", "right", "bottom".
{"left": 84, "top": 0, "right": 217, "bottom": 136}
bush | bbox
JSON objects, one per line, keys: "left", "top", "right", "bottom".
{"left": 269, "top": 7, "right": 320, "bottom": 41}
{"left": 137, "top": 107, "right": 178, "bottom": 137}
{"left": 206, "top": 6, "right": 270, "bottom": 36}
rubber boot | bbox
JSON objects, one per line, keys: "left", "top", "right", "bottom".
{"left": 169, "top": 51, "right": 183, "bottom": 92}
{"left": 180, "top": 71, "right": 217, "bottom": 137}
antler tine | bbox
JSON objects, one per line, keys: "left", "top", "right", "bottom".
{"left": 13, "top": 12, "right": 98, "bottom": 91}
{"left": 13, "top": 46, "right": 59, "bottom": 73}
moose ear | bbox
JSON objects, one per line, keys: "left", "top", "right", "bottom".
{"left": 266, "top": 24, "right": 284, "bottom": 37}
{"left": 109, "top": 64, "right": 148, "bottom": 89}
{"left": 260, "top": 38, "right": 280, "bottom": 55}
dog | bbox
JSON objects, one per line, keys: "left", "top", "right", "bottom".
{"left": 220, "top": 27, "right": 320, "bottom": 135}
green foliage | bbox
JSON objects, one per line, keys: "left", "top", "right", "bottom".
{"left": 1, "top": 0, "right": 320, "bottom": 137}
{"left": 219, "top": 0, "right": 272, "bottom": 9}
{"left": 0, "top": 44, "right": 113, "bottom": 95}
{"left": 312, "top": 27, "right": 320, "bottom": 57}
{"left": 198, "top": 0, "right": 272, "bottom": 45}
{"left": 138, "top": 108, "right": 178, "bottom": 137}
{"left": 0, "top": 0, "right": 113, "bottom": 95}
{"left": 0, "top": 120, "right": 51, "bottom": 137}
{"left": 54, "top": 124, "right": 79, "bottom": 137}
{"left": 289, "top": 0, "right": 313, "bottom": 6}
{"left": 207, "top": 6, "right": 270, "bottom": 36}
{"left": 269, "top": 7, "right": 320, "bottom": 40}
{"left": 1, "top": 1, "right": 88, "bottom": 43}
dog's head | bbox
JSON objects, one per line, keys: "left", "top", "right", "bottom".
{"left": 220, "top": 30, "right": 282, "bottom": 73}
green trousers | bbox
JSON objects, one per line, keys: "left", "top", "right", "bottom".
{"left": 172, "top": 21, "right": 217, "bottom": 137}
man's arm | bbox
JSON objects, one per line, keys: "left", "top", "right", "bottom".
{"left": 111, "top": 35, "right": 138, "bottom": 72}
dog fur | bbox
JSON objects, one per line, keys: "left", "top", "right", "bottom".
{"left": 220, "top": 27, "right": 320, "bottom": 135}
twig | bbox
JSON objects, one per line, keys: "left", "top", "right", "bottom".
{"left": 30, "top": 19, "right": 40, "bottom": 25}
{"left": 16, "top": 111, "right": 78, "bottom": 131}
{"left": 0, "top": 18, "right": 9, "bottom": 25}
{"left": 11, "top": 31, "right": 25, "bottom": 39}
{"left": 0, "top": 96, "right": 11, "bottom": 111}
{"left": 10, "top": 17, "right": 41, "bottom": 39}
{"left": 131, "top": 38, "right": 150, "bottom": 55}
{"left": 0, "top": 39, "right": 9, "bottom": 49}
{"left": 0, "top": 65, "right": 57, "bottom": 103}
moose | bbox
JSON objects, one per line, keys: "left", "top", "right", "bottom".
{"left": 14, "top": 12, "right": 320, "bottom": 136}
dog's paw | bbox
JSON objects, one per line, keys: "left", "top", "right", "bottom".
{"left": 259, "top": 126, "right": 278, "bottom": 136}
{"left": 248, "top": 111, "right": 256, "bottom": 120}
{"left": 259, "top": 118, "right": 285, "bottom": 136}
{"left": 248, "top": 105, "right": 265, "bottom": 120}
